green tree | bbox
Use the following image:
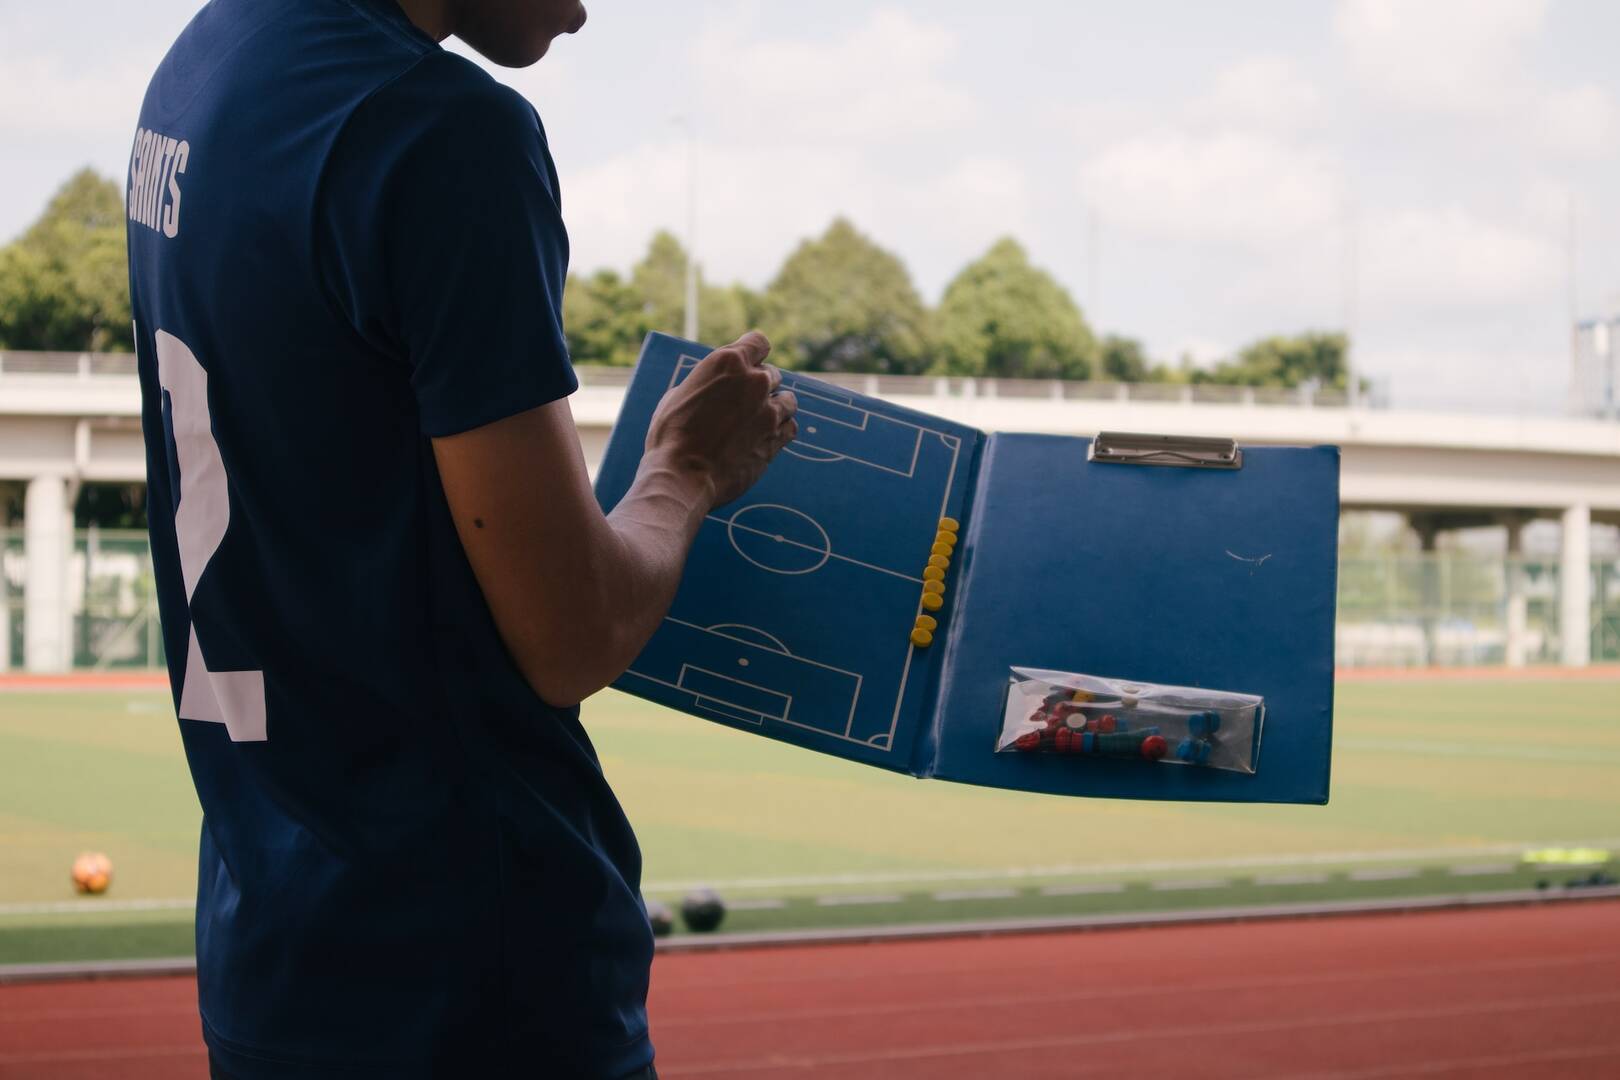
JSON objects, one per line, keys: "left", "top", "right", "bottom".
{"left": 0, "top": 168, "right": 132, "bottom": 352}
{"left": 1193, "top": 332, "right": 1349, "bottom": 389}
{"left": 629, "top": 230, "right": 749, "bottom": 346}
{"left": 759, "top": 218, "right": 929, "bottom": 374}
{"left": 562, "top": 269, "right": 648, "bottom": 366}
{"left": 1097, "top": 334, "right": 1150, "bottom": 382}
{"left": 931, "top": 238, "right": 1094, "bottom": 379}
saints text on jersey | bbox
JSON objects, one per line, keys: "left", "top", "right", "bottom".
{"left": 128, "top": 127, "right": 189, "bottom": 238}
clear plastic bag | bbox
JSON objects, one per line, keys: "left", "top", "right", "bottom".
{"left": 995, "top": 667, "right": 1263, "bottom": 774}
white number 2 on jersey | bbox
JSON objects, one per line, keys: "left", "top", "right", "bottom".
{"left": 155, "top": 329, "right": 267, "bottom": 741}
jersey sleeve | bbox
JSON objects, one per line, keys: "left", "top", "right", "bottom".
{"left": 316, "top": 52, "right": 576, "bottom": 437}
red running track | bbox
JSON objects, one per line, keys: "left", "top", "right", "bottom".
{"left": 3, "top": 902, "right": 1618, "bottom": 1079}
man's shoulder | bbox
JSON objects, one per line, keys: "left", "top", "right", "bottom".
{"left": 362, "top": 50, "right": 543, "bottom": 145}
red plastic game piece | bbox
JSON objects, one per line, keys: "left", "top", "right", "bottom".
{"left": 1141, "top": 735, "right": 1168, "bottom": 761}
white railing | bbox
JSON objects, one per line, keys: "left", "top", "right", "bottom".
{"left": 0, "top": 352, "right": 140, "bottom": 377}
{"left": 0, "top": 349, "right": 1366, "bottom": 409}
{"left": 574, "top": 364, "right": 1360, "bottom": 408}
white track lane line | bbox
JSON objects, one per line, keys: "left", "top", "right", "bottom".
{"left": 652, "top": 949, "right": 1620, "bottom": 1028}
{"left": 932, "top": 889, "right": 1018, "bottom": 902}
{"left": 1447, "top": 863, "right": 1520, "bottom": 877}
{"left": 639, "top": 836, "right": 1620, "bottom": 893}
{"left": 1038, "top": 882, "right": 1126, "bottom": 896}
{"left": 1255, "top": 873, "right": 1332, "bottom": 886}
{"left": 1150, "top": 878, "right": 1231, "bottom": 891}
{"left": 652, "top": 934, "right": 1620, "bottom": 995}
{"left": 813, "top": 894, "right": 903, "bottom": 907}
{"left": 1280, "top": 1042, "right": 1620, "bottom": 1079}
{"left": 658, "top": 991, "right": 1620, "bottom": 1075}
{"left": 1349, "top": 867, "right": 1420, "bottom": 882}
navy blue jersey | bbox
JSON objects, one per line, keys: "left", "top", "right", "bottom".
{"left": 125, "top": 2, "right": 653, "bottom": 1075}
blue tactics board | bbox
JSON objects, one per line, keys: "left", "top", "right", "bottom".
{"left": 594, "top": 338, "right": 981, "bottom": 773}
{"left": 594, "top": 334, "right": 1340, "bottom": 804}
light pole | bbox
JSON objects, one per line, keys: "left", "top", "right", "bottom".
{"left": 672, "top": 115, "right": 699, "bottom": 341}
{"left": 1342, "top": 197, "right": 1360, "bottom": 409}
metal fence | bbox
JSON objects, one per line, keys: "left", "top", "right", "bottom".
{"left": 2, "top": 532, "right": 1617, "bottom": 670}
{"left": 1, "top": 528, "right": 162, "bottom": 671}
{"left": 1337, "top": 555, "right": 1620, "bottom": 667}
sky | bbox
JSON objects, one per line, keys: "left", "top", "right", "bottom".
{"left": 4, "top": 0, "right": 1618, "bottom": 411}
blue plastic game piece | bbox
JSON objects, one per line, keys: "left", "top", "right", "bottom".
{"left": 1082, "top": 732, "right": 1096, "bottom": 753}
{"left": 1188, "top": 713, "right": 1209, "bottom": 738}
{"left": 1176, "top": 737, "right": 1197, "bottom": 762}
{"left": 1196, "top": 740, "right": 1214, "bottom": 765}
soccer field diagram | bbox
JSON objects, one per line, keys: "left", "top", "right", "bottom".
{"left": 616, "top": 354, "right": 980, "bottom": 762}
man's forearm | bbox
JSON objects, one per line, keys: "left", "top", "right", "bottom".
{"left": 595, "top": 450, "right": 713, "bottom": 665}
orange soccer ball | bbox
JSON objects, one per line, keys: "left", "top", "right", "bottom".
{"left": 71, "top": 852, "right": 113, "bottom": 895}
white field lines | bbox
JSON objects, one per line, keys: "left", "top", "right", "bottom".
{"left": 639, "top": 836, "right": 1620, "bottom": 895}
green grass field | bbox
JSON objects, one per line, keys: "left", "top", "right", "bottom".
{"left": 2, "top": 679, "right": 1617, "bottom": 962}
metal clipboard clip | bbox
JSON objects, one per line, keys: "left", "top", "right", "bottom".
{"left": 1088, "top": 431, "right": 1243, "bottom": 470}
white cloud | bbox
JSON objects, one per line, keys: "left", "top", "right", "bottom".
{"left": 1170, "top": 337, "right": 1232, "bottom": 367}
{"left": 903, "top": 157, "right": 1032, "bottom": 287}
{"left": 1078, "top": 130, "right": 1342, "bottom": 247}
{"left": 1200, "top": 57, "right": 1323, "bottom": 130}
{"left": 1354, "top": 342, "right": 1567, "bottom": 413}
{"left": 1333, "top": 0, "right": 1613, "bottom": 158}
{"left": 561, "top": 139, "right": 877, "bottom": 284}
{"left": 555, "top": 9, "right": 1017, "bottom": 296}
{"left": 1540, "top": 84, "right": 1616, "bottom": 157}
{"left": 560, "top": 140, "right": 1029, "bottom": 298}
{"left": 1360, "top": 204, "right": 1561, "bottom": 309}
{"left": 1333, "top": 0, "right": 1548, "bottom": 114}
{"left": 693, "top": 8, "right": 977, "bottom": 145}
{"left": 0, "top": 56, "right": 149, "bottom": 139}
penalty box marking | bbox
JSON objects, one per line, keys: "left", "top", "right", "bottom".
{"left": 630, "top": 619, "right": 866, "bottom": 741}
{"left": 672, "top": 354, "right": 957, "bottom": 479}
{"left": 677, "top": 664, "right": 790, "bottom": 725}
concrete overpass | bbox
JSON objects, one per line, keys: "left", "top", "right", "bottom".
{"left": 4, "top": 350, "right": 1618, "bottom": 672}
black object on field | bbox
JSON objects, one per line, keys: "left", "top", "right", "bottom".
{"left": 644, "top": 896, "right": 675, "bottom": 937}
{"left": 680, "top": 888, "right": 726, "bottom": 933}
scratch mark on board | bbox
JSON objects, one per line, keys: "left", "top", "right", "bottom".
{"left": 1226, "top": 549, "right": 1272, "bottom": 575}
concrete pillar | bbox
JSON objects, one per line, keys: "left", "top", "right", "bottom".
{"left": 1503, "top": 518, "right": 1528, "bottom": 668}
{"left": 23, "top": 473, "right": 72, "bottom": 672}
{"left": 1561, "top": 504, "right": 1592, "bottom": 668}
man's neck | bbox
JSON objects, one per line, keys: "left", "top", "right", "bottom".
{"left": 393, "top": 0, "right": 453, "bottom": 42}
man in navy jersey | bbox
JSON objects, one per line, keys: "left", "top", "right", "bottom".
{"left": 126, "top": 1, "right": 797, "bottom": 1076}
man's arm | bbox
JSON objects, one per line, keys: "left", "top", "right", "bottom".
{"left": 432, "top": 333, "right": 796, "bottom": 707}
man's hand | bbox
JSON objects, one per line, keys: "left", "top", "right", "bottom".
{"left": 432, "top": 330, "right": 797, "bottom": 708}
{"left": 644, "top": 332, "right": 798, "bottom": 508}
